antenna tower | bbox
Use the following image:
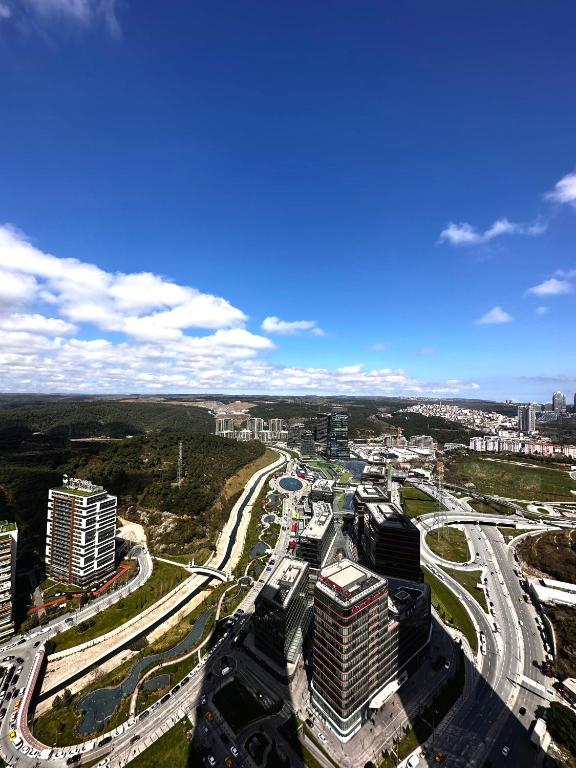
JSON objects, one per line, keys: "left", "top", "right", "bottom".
{"left": 177, "top": 440, "right": 183, "bottom": 486}
{"left": 433, "top": 458, "right": 446, "bottom": 539}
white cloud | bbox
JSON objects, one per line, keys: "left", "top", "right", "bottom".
{"left": 0, "top": 2, "right": 11, "bottom": 18}
{"left": 477, "top": 306, "right": 513, "bottom": 325}
{"left": 545, "top": 172, "right": 576, "bottom": 207}
{"left": 0, "top": 223, "right": 482, "bottom": 397}
{"left": 0, "top": 0, "right": 120, "bottom": 34}
{"left": 440, "top": 218, "right": 546, "bottom": 247}
{"left": 369, "top": 342, "right": 390, "bottom": 352}
{"left": 527, "top": 278, "right": 573, "bottom": 296}
{"left": 535, "top": 306, "right": 549, "bottom": 316}
{"left": 412, "top": 347, "right": 436, "bottom": 357}
{"left": 261, "top": 316, "right": 324, "bottom": 336}
{"left": 0, "top": 313, "right": 76, "bottom": 335}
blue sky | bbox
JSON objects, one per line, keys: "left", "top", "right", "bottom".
{"left": 0, "top": 0, "right": 574, "bottom": 401}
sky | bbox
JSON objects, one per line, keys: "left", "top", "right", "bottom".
{"left": 0, "top": 0, "right": 575, "bottom": 402}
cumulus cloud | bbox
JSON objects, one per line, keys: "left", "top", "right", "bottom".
{"left": 261, "top": 316, "right": 325, "bottom": 336}
{"left": 0, "top": 223, "right": 482, "bottom": 397}
{"left": 440, "top": 218, "right": 546, "bottom": 247}
{"left": 477, "top": 306, "right": 513, "bottom": 325}
{"left": 545, "top": 172, "right": 576, "bottom": 207}
{"left": 527, "top": 278, "right": 573, "bottom": 296}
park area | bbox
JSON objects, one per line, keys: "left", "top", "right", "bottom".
{"left": 446, "top": 456, "right": 576, "bottom": 501}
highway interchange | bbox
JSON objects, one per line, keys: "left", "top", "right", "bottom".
{"left": 0, "top": 454, "right": 570, "bottom": 768}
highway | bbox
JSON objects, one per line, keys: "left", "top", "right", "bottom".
{"left": 414, "top": 479, "right": 554, "bottom": 768}
{"left": 0, "top": 451, "right": 288, "bottom": 768}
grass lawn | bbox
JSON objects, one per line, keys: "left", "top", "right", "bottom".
{"left": 518, "top": 528, "right": 576, "bottom": 583}
{"left": 443, "top": 568, "right": 488, "bottom": 612}
{"left": 423, "top": 567, "right": 477, "bottom": 654}
{"left": 467, "top": 497, "right": 513, "bottom": 516}
{"left": 51, "top": 560, "right": 190, "bottom": 652}
{"left": 212, "top": 677, "right": 268, "bottom": 732}
{"left": 401, "top": 485, "right": 440, "bottom": 518}
{"left": 426, "top": 527, "right": 470, "bottom": 562}
{"left": 338, "top": 470, "right": 352, "bottom": 485}
{"left": 126, "top": 720, "right": 191, "bottom": 768}
{"left": 447, "top": 456, "right": 576, "bottom": 501}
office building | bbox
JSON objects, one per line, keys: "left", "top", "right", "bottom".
{"left": 311, "top": 560, "right": 390, "bottom": 740}
{"left": 518, "top": 403, "right": 537, "bottom": 434}
{"left": 300, "top": 430, "right": 315, "bottom": 456}
{"left": 0, "top": 522, "right": 18, "bottom": 641}
{"left": 253, "top": 557, "right": 310, "bottom": 664}
{"left": 215, "top": 417, "right": 234, "bottom": 435}
{"left": 295, "top": 502, "right": 336, "bottom": 570}
{"left": 287, "top": 423, "right": 305, "bottom": 449}
{"left": 46, "top": 478, "right": 117, "bottom": 589}
{"left": 362, "top": 502, "right": 422, "bottom": 582}
{"left": 314, "top": 408, "right": 349, "bottom": 459}
{"left": 328, "top": 407, "right": 349, "bottom": 459}
{"left": 352, "top": 484, "right": 390, "bottom": 539}
{"left": 553, "top": 391, "right": 567, "bottom": 412}
{"left": 311, "top": 559, "right": 431, "bottom": 741}
{"left": 309, "top": 478, "right": 335, "bottom": 502}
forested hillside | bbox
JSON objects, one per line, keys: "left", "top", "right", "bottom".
{"left": 0, "top": 398, "right": 213, "bottom": 443}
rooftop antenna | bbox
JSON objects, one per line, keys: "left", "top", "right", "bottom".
{"left": 177, "top": 440, "right": 183, "bottom": 486}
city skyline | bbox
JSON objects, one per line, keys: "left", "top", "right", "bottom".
{"left": 0, "top": 1, "right": 575, "bottom": 400}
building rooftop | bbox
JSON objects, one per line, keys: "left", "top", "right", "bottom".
{"left": 52, "top": 478, "right": 105, "bottom": 497}
{"left": 300, "top": 503, "right": 333, "bottom": 541}
{"left": 354, "top": 484, "right": 389, "bottom": 501}
{"left": 261, "top": 556, "right": 308, "bottom": 607}
{"left": 562, "top": 678, "right": 576, "bottom": 695}
{"left": 311, "top": 479, "right": 335, "bottom": 492}
{"left": 317, "top": 558, "right": 386, "bottom": 606}
{"left": 367, "top": 502, "right": 417, "bottom": 530}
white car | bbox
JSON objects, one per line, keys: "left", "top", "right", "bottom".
{"left": 317, "top": 732, "right": 327, "bottom": 743}
{"left": 406, "top": 755, "right": 420, "bottom": 768}
{"left": 502, "top": 746, "right": 510, "bottom": 757}
{"left": 208, "top": 757, "right": 216, "bottom": 767}
{"left": 231, "top": 746, "right": 239, "bottom": 757}
{"left": 96, "top": 760, "right": 110, "bottom": 768}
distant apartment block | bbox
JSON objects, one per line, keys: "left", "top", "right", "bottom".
{"left": 553, "top": 391, "right": 567, "bottom": 412}
{"left": 315, "top": 408, "right": 349, "bottom": 459}
{"left": 253, "top": 556, "right": 310, "bottom": 665}
{"left": 46, "top": 478, "right": 117, "bottom": 589}
{"left": 469, "top": 436, "right": 576, "bottom": 459}
{"left": 247, "top": 417, "right": 265, "bottom": 435}
{"left": 300, "top": 429, "right": 315, "bottom": 456}
{"left": 0, "top": 522, "right": 18, "bottom": 641}
{"left": 517, "top": 403, "right": 537, "bottom": 434}
{"left": 215, "top": 416, "right": 234, "bottom": 434}
{"left": 408, "top": 435, "right": 435, "bottom": 450}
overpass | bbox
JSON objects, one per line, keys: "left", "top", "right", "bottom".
{"left": 188, "top": 565, "right": 231, "bottom": 582}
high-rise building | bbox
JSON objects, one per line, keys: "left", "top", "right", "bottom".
{"left": 311, "top": 559, "right": 391, "bottom": 741}
{"left": 215, "top": 416, "right": 234, "bottom": 435}
{"left": 253, "top": 557, "right": 310, "bottom": 665}
{"left": 352, "top": 484, "right": 390, "bottom": 540}
{"left": 46, "top": 478, "right": 117, "bottom": 589}
{"left": 518, "top": 403, "right": 537, "bottom": 434}
{"left": 362, "top": 502, "right": 422, "bottom": 582}
{"left": 311, "top": 559, "right": 430, "bottom": 741}
{"left": 0, "top": 522, "right": 18, "bottom": 641}
{"left": 300, "top": 429, "right": 315, "bottom": 456}
{"left": 314, "top": 408, "right": 349, "bottom": 459}
{"left": 552, "top": 391, "right": 567, "bottom": 412}
{"left": 247, "top": 417, "right": 264, "bottom": 436}
{"left": 287, "top": 423, "right": 305, "bottom": 449}
{"left": 328, "top": 407, "right": 349, "bottom": 459}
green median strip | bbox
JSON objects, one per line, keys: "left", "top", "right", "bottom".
{"left": 423, "top": 567, "right": 478, "bottom": 654}
{"left": 442, "top": 568, "right": 488, "bottom": 612}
